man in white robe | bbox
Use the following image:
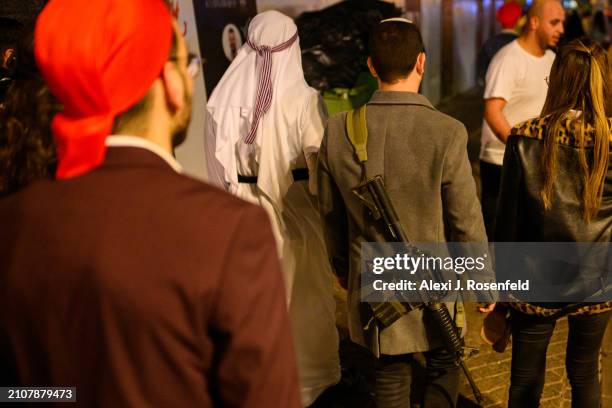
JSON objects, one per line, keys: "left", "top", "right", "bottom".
{"left": 204, "top": 10, "right": 341, "bottom": 407}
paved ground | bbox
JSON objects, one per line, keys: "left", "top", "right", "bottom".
{"left": 455, "top": 307, "right": 612, "bottom": 408}
{"left": 335, "top": 88, "right": 611, "bottom": 407}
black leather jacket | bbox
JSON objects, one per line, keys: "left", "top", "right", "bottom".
{"left": 496, "top": 116, "right": 612, "bottom": 242}
{"left": 494, "top": 115, "right": 612, "bottom": 303}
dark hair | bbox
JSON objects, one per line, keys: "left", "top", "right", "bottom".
{"left": 0, "top": 28, "right": 60, "bottom": 197}
{"left": 540, "top": 38, "right": 611, "bottom": 222}
{"left": 369, "top": 21, "right": 425, "bottom": 83}
{"left": 112, "top": 28, "right": 179, "bottom": 133}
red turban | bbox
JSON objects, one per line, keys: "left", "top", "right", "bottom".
{"left": 35, "top": 0, "right": 173, "bottom": 179}
{"left": 496, "top": 2, "right": 522, "bottom": 29}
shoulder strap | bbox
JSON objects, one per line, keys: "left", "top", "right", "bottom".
{"left": 346, "top": 105, "right": 368, "bottom": 163}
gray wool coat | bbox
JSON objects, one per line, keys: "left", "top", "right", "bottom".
{"left": 317, "top": 91, "right": 488, "bottom": 356}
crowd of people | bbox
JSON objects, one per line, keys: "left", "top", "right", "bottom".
{"left": 0, "top": 0, "right": 610, "bottom": 407}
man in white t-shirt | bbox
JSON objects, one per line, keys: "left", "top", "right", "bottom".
{"left": 480, "top": 0, "right": 565, "bottom": 238}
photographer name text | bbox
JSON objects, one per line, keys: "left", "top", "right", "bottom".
{"left": 372, "top": 279, "right": 530, "bottom": 291}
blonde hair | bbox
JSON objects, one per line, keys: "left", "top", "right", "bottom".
{"left": 540, "top": 38, "right": 611, "bottom": 222}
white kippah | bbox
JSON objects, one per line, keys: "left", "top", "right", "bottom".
{"left": 380, "top": 17, "right": 413, "bottom": 24}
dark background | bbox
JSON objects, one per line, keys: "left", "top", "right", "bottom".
{"left": 192, "top": 0, "right": 257, "bottom": 95}
{"left": 0, "top": 0, "right": 45, "bottom": 31}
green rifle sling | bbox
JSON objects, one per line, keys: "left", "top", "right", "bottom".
{"left": 345, "top": 104, "right": 368, "bottom": 163}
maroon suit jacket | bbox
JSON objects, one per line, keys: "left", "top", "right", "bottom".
{"left": 0, "top": 146, "right": 301, "bottom": 407}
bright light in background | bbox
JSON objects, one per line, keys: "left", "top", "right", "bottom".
{"left": 563, "top": 0, "right": 578, "bottom": 9}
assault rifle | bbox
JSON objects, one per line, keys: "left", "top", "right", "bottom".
{"left": 354, "top": 175, "right": 484, "bottom": 405}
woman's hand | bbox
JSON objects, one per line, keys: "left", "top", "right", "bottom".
{"left": 477, "top": 302, "right": 496, "bottom": 313}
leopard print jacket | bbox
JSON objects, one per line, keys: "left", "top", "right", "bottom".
{"left": 511, "top": 114, "right": 612, "bottom": 146}
{"left": 508, "top": 114, "right": 612, "bottom": 316}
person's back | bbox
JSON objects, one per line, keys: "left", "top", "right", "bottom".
{"left": 0, "top": 152, "right": 296, "bottom": 406}
{"left": 318, "top": 19, "right": 488, "bottom": 407}
{"left": 324, "top": 96, "right": 482, "bottom": 246}
{"left": 0, "top": 1, "right": 300, "bottom": 406}
{"left": 494, "top": 38, "right": 611, "bottom": 408}
{"left": 499, "top": 114, "right": 612, "bottom": 242}
{"left": 322, "top": 90, "right": 486, "bottom": 364}
{"left": 204, "top": 11, "right": 340, "bottom": 406}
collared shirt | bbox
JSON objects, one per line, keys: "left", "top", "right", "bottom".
{"left": 106, "top": 135, "right": 183, "bottom": 173}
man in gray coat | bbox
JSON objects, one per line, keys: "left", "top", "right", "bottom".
{"left": 317, "top": 19, "right": 489, "bottom": 407}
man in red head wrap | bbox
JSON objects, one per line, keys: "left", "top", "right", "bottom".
{"left": 0, "top": 1, "right": 300, "bottom": 406}
{"left": 477, "top": 1, "right": 524, "bottom": 86}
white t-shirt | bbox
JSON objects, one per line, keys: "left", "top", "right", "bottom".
{"left": 480, "top": 40, "right": 555, "bottom": 165}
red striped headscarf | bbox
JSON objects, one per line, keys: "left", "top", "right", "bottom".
{"left": 205, "top": 10, "right": 308, "bottom": 206}
{"left": 244, "top": 31, "right": 298, "bottom": 144}
{"left": 35, "top": 0, "right": 173, "bottom": 179}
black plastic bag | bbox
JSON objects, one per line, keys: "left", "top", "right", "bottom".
{"left": 296, "top": 0, "right": 401, "bottom": 90}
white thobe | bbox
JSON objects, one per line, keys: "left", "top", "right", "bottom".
{"left": 205, "top": 88, "right": 340, "bottom": 406}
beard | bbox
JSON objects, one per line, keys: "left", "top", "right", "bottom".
{"left": 171, "top": 79, "right": 193, "bottom": 149}
{"left": 171, "top": 126, "right": 187, "bottom": 149}
{"left": 171, "top": 112, "right": 189, "bottom": 148}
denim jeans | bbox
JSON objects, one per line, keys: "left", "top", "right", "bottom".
{"left": 374, "top": 347, "right": 459, "bottom": 407}
{"left": 509, "top": 309, "right": 610, "bottom": 408}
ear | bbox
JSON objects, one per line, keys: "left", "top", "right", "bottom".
{"left": 529, "top": 15, "right": 540, "bottom": 31}
{"left": 367, "top": 57, "right": 378, "bottom": 78}
{"left": 161, "top": 61, "right": 185, "bottom": 113}
{"left": 416, "top": 52, "right": 426, "bottom": 76}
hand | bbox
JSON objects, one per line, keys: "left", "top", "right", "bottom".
{"left": 477, "top": 302, "right": 496, "bottom": 313}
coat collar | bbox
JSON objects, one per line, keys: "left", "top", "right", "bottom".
{"left": 101, "top": 145, "right": 180, "bottom": 174}
{"left": 106, "top": 135, "right": 183, "bottom": 173}
{"left": 368, "top": 91, "right": 435, "bottom": 110}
